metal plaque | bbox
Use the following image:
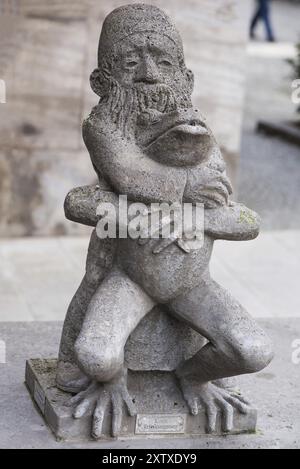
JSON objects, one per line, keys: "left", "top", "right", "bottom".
{"left": 135, "top": 414, "right": 186, "bottom": 434}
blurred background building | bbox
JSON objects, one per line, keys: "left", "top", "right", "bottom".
{"left": 0, "top": 0, "right": 253, "bottom": 236}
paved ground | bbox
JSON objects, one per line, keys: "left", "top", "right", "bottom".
{"left": 0, "top": 319, "right": 299, "bottom": 449}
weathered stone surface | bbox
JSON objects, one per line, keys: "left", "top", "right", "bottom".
{"left": 26, "top": 3, "right": 272, "bottom": 441}
{"left": 125, "top": 307, "right": 206, "bottom": 371}
{"left": 26, "top": 359, "right": 257, "bottom": 441}
{"left": 84, "top": 0, "right": 252, "bottom": 187}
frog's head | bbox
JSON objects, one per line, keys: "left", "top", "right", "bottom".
{"left": 136, "top": 107, "right": 215, "bottom": 167}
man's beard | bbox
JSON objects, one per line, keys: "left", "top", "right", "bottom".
{"left": 99, "top": 75, "right": 192, "bottom": 137}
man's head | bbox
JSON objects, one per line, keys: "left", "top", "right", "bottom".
{"left": 90, "top": 4, "right": 194, "bottom": 133}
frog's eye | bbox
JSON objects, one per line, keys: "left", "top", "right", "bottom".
{"left": 126, "top": 60, "right": 138, "bottom": 68}
{"left": 158, "top": 59, "right": 172, "bottom": 67}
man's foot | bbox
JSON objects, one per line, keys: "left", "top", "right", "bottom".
{"left": 56, "top": 360, "right": 91, "bottom": 393}
{"left": 65, "top": 370, "right": 136, "bottom": 439}
{"left": 178, "top": 376, "right": 251, "bottom": 433}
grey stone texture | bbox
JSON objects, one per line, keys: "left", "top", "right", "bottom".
{"left": 39, "top": 4, "right": 274, "bottom": 441}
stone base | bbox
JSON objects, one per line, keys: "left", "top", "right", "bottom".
{"left": 25, "top": 358, "right": 257, "bottom": 441}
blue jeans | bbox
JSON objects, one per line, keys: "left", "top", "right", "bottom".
{"left": 250, "top": 0, "right": 274, "bottom": 41}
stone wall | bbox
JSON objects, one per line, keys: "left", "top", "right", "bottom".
{"left": 0, "top": 0, "right": 251, "bottom": 236}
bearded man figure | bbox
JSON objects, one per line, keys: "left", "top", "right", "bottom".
{"left": 55, "top": 4, "right": 273, "bottom": 439}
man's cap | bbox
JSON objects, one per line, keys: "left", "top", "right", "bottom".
{"left": 97, "top": 3, "right": 184, "bottom": 65}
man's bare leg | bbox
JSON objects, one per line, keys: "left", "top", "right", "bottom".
{"left": 169, "top": 271, "right": 274, "bottom": 433}
{"left": 56, "top": 230, "right": 115, "bottom": 392}
{"left": 68, "top": 268, "right": 155, "bottom": 438}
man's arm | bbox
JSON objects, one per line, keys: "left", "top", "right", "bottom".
{"left": 183, "top": 147, "right": 233, "bottom": 208}
{"left": 183, "top": 147, "right": 260, "bottom": 240}
{"left": 64, "top": 184, "right": 117, "bottom": 227}
{"left": 82, "top": 110, "right": 187, "bottom": 205}
{"left": 65, "top": 185, "right": 260, "bottom": 242}
{"left": 204, "top": 202, "right": 260, "bottom": 241}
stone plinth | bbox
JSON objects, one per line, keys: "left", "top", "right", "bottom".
{"left": 25, "top": 358, "right": 257, "bottom": 441}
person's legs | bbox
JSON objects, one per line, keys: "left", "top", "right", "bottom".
{"left": 75, "top": 268, "right": 155, "bottom": 382}
{"left": 250, "top": 0, "right": 262, "bottom": 38}
{"left": 260, "top": 0, "right": 275, "bottom": 41}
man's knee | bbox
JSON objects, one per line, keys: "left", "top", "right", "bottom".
{"left": 74, "top": 336, "right": 122, "bottom": 382}
{"left": 226, "top": 328, "right": 274, "bottom": 374}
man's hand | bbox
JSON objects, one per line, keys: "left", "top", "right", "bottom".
{"left": 184, "top": 165, "right": 233, "bottom": 208}
{"left": 137, "top": 205, "right": 203, "bottom": 254}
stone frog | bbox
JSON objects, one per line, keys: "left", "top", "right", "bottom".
{"left": 57, "top": 4, "right": 274, "bottom": 439}
{"left": 113, "top": 106, "right": 236, "bottom": 303}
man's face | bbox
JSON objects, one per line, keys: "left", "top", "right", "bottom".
{"left": 92, "top": 31, "right": 193, "bottom": 137}
{"left": 110, "top": 32, "right": 189, "bottom": 93}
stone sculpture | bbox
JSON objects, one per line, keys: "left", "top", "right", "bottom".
{"left": 26, "top": 4, "right": 274, "bottom": 441}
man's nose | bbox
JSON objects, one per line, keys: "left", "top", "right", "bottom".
{"left": 135, "top": 56, "right": 160, "bottom": 84}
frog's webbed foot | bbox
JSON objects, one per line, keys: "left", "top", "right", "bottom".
{"left": 65, "top": 371, "right": 136, "bottom": 439}
{"left": 178, "top": 376, "right": 251, "bottom": 433}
